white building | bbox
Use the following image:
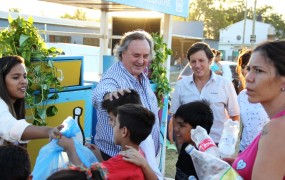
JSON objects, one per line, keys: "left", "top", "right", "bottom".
{"left": 219, "top": 19, "right": 276, "bottom": 61}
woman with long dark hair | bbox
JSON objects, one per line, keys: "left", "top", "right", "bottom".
{"left": 0, "top": 55, "right": 63, "bottom": 145}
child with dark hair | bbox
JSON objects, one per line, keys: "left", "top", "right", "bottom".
{"left": 173, "top": 100, "right": 214, "bottom": 179}
{"left": 57, "top": 90, "right": 160, "bottom": 179}
{"left": 0, "top": 144, "right": 31, "bottom": 180}
{"left": 120, "top": 100, "right": 214, "bottom": 180}
{"left": 47, "top": 163, "right": 107, "bottom": 180}
{"left": 100, "top": 104, "right": 155, "bottom": 179}
{"left": 101, "top": 89, "right": 141, "bottom": 132}
{"left": 87, "top": 89, "right": 142, "bottom": 162}
{"left": 101, "top": 90, "right": 162, "bottom": 179}
{"left": 102, "top": 89, "right": 141, "bottom": 112}
{"left": 57, "top": 104, "right": 155, "bottom": 180}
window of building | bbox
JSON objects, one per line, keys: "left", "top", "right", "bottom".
{"left": 83, "top": 38, "right": 99, "bottom": 46}
{"left": 49, "top": 35, "right": 71, "bottom": 43}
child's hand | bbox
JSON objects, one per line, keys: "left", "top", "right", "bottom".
{"left": 57, "top": 136, "right": 74, "bottom": 151}
{"left": 119, "top": 145, "right": 146, "bottom": 167}
{"left": 85, "top": 143, "right": 103, "bottom": 162}
{"left": 85, "top": 143, "right": 97, "bottom": 152}
{"left": 48, "top": 124, "right": 64, "bottom": 140}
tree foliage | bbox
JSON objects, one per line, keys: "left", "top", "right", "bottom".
{"left": 248, "top": 6, "right": 285, "bottom": 39}
{"left": 175, "top": 0, "right": 285, "bottom": 40}
{"left": 150, "top": 33, "right": 172, "bottom": 108}
{"left": 0, "top": 16, "right": 62, "bottom": 126}
{"left": 9, "top": 8, "right": 21, "bottom": 13}
{"left": 61, "top": 9, "right": 87, "bottom": 21}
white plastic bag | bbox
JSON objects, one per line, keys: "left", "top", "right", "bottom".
{"left": 186, "top": 144, "right": 243, "bottom": 180}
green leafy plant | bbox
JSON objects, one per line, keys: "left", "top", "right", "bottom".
{"left": 0, "top": 16, "right": 62, "bottom": 126}
{"left": 150, "top": 33, "right": 172, "bottom": 108}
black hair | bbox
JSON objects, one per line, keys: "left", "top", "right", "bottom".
{"left": 0, "top": 144, "right": 31, "bottom": 180}
{"left": 254, "top": 40, "right": 285, "bottom": 77}
{"left": 47, "top": 168, "right": 104, "bottom": 180}
{"left": 117, "top": 104, "right": 155, "bottom": 145}
{"left": 0, "top": 55, "right": 26, "bottom": 119}
{"left": 174, "top": 100, "right": 213, "bottom": 134}
{"left": 101, "top": 89, "right": 141, "bottom": 116}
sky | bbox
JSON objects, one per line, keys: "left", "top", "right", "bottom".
{"left": 0, "top": 0, "right": 284, "bottom": 19}
{"left": 251, "top": 0, "right": 285, "bottom": 17}
{"left": 0, "top": 0, "right": 101, "bottom": 19}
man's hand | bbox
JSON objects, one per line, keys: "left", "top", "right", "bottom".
{"left": 106, "top": 88, "right": 131, "bottom": 101}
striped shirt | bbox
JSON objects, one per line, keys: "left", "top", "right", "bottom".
{"left": 92, "top": 61, "right": 160, "bottom": 157}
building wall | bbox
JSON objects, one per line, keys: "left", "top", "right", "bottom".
{"left": 204, "top": 39, "right": 219, "bottom": 50}
{"left": 172, "top": 21, "right": 203, "bottom": 38}
{"left": 171, "top": 21, "right": 204, "bottom": 64}
{"left": 219, "top": 19, "right": 275, "bottom": 61}
{"left": 0, "top": 11, "right": 101, "bottom": 46}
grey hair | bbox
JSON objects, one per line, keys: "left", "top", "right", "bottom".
{"left": 113, "top": 30, "right": 155, "bottom": 61}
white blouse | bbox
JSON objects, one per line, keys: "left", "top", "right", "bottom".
{"left": 238, "top": 89, "right": 270, "bottom": 152}
{"left": 0, "top": 98, "right": 30, "bottom": 145}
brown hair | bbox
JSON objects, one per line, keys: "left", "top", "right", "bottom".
{"left": 254, "top": 40, "right": 285, "bottom": 76}
{"left": 187, "top": 42, "right": 214, "bottom": 61}
{"left": 236, "top": 49, "right": 252, "bottom": 93}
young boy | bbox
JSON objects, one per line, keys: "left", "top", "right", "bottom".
{"left": 173, "top": 100, "right": 214, "bottom": 179}
{"left": 57, "top": 90, "right": 159, "bottom": 179}
{"left": 121, "top": 99, "right": 214, "bottom": 179}
{"left": 101, "top": 104, "right": 155, "bottom": 179}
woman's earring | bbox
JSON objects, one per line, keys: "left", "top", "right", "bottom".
{"left": 282, "top": 87, "right": 285, "bottom": 91}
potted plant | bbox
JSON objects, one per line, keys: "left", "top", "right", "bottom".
{"left": 0, "top": 16, "right": 62, "bottom": 126}
{"left": 150, "top": 33, "right": 172, "bottom": 108}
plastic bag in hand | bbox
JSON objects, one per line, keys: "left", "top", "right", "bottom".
{"left": 32, "top": 116, "right": 98, "bottom": 180}
{"left": 186, "top": 144, "right": 243, "bottom": 180}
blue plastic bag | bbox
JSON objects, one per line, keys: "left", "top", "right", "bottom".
{"left": 32, "top": 116, "right": 98, "bottom": 180}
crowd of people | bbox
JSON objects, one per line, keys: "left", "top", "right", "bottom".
{"left": 0, "top": 29, "right": 285, "bottom": 180}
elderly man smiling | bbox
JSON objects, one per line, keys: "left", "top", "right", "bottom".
{"left": 92, "top": 30, "right": 162, "bottom": 179}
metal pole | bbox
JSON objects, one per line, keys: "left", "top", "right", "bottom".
{"left": 242, "top": 0, "right": 247, "bottom": 47}
{"left": 99, "top": 11, "right": 109, "bottom": 75}
{"left": 251, "top": 0, "right": 257, "bottom": 47}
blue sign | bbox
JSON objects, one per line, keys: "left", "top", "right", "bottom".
{"left": 105, "top": 0, "right": 190, "bottom": 18}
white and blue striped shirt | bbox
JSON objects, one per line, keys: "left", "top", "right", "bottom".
{"left": 92, "top": 61, "right": 160, "bottom": 157}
